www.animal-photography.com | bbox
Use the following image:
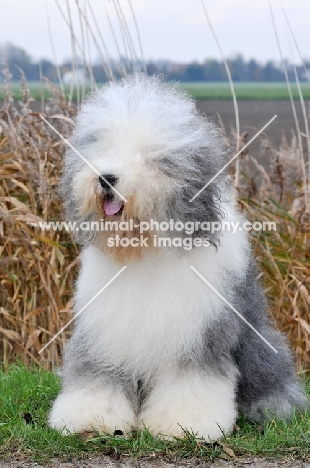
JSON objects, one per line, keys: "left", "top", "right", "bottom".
{"left": 0, "top": 1, "right": 309, "bottom": 467}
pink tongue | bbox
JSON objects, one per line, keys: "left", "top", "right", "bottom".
{"left": 104, "top": 199, "right": 124, "bottom": 216}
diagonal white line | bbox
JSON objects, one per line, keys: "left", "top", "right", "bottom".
{"left": 189, "top": 115, "right": 277, "bottom": 202}
{"left": 190, "top": 266, "right": 278, "bottom": 354}
{"left": 39, "top": 114, "right": 128, "bottom": 203}
{"left": 38, "top": 266, "right": 127, "bottom": 354}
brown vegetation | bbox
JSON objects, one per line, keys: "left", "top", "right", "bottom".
{"left": 0, "top": 73, "right": 309, "bottom": 372}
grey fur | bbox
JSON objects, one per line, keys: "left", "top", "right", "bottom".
{"left": 230, "top": 260, "right": 308, "bottom": 421}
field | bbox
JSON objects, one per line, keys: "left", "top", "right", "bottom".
{"left": 1, "top": 81, "right": 310, "bottom": 101}
{"left": 185, "top": 82, "right": 310, "bottom": 100}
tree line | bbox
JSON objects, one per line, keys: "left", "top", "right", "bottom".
{"left": 1, "top": 43, "right": 309, "bottom": 83}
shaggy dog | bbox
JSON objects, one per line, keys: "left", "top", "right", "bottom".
{"left": 49, "top": 74, "right": 307, "bottom": 439}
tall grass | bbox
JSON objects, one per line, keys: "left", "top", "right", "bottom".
{"left": 0, "top": 70, "right": 309, "bottom": 371}
{"left": 0, "top": 69, "right": 78, "bottom": 368}
{"left": 236, "top": 132, "right": 310, "bottom": 372}
{"left": 0, "top": 0, "right": 309, "bottom": 372}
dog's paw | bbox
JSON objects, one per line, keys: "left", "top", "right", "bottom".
{"left": 138, "top": 406, "right": 233, "bottom": 441}
{"left": 138, "top": 371, "right": 237, "bottom": 441}
{"left": 49, "top": 385, "right": 136, "bottom": 435}
{"left": 243, "top": 382, "right": 309, "bottom": 423}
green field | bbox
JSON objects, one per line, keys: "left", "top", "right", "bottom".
{"left": 1, "top": 81, "right": 310, "bottom": 101}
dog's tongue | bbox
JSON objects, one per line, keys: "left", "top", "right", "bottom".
{"left": 104, "top": 199, "right": 123, "bottom": 216}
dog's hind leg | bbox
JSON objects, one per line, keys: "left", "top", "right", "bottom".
{"left": 232, "top": 262, "right": 308, "bottom": 422}
{"left": 234, "top": 325, "right": 308, "bottom": 423}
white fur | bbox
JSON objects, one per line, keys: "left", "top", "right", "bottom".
{"left": 51, "top": 204, "right": 247, "bottom": 437}
{"left": 139, "top": 368, "right": 238, "bottom": 440}
{"left": 74, "top": 77, "right": 212, "bottom": 171}
{"left": 75, "top": 203, "right": 248, "bottom": 380}
{"left": 69, "top": 76, "right": 226, "bottom": 220}
{"left": 49, "top": 384, "right": 135, "bottom": 434}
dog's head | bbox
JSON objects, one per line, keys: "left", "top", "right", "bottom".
{"left": 60, "top": 74, "right": 229, "bottom": 261}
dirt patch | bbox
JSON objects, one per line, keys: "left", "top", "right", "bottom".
{"left": 197, "top": 99, "right": 306, "bottom": 147}
{"left": 197, "top": 99, "right": 308, "bottom": 172}
{"left": 2, "top": 98, "right": 304, "bottom": 163}
{"left": 1, "top": 457, "right": 310, "bottom": 468}
{"left": 2, "top": 98, "right": 304, "bottom": 148}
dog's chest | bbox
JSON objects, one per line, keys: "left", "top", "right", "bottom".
{"left": 76, "top": 247, "right": 229, "bottom": 373}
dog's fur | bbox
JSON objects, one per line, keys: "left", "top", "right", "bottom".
{"left": 49, "top": 74, "right": 307, "bottom": 439}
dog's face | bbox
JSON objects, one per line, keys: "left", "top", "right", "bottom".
{"left": 60, "top": 75, "right": 228, "bottom": 261}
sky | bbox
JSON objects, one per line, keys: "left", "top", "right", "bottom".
{"left": 0, "top": 0, "right": 309, "bottom": 64}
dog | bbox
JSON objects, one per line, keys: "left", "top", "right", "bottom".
{"left": 49, "top": 74, "right": 307, "bottom": 439}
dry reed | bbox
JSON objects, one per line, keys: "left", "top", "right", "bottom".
{"left": 0, "top": 0, "right": 309, "bottom": 372}
{"left": 0, "top": 69, "right": 78, "bottom": 369}
{"left": 0, "top": 0, "right": 146, "bottom": 370}
{"left": 0, "top": 72, "right": 309, "bottom": 372}
{"left": 237, "top": 131, "right": 310, "bottom": 373}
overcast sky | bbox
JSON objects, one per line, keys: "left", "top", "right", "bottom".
{"left": 0, "top": 0, "right": 309, "bottom": 64}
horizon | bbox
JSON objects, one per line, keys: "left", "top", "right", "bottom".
{"left": 0, "top": 41, "right": 308, "bottom": 69}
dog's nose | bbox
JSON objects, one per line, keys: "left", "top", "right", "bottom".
{"left": 99, "top": 174, "right": 118, "bottom": 189}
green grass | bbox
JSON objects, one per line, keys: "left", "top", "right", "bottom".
{"left": 0, "top": 364, "right": 309, "bottom": 464}
{"left": 1, "top": 81, "right": 310, "bottom": 101}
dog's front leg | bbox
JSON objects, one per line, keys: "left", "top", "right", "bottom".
{"left": 49, "top": 379, "right": 136, "bottom": 435}
{"left": 138, "top": 367, "right": 238, "bottom": 441}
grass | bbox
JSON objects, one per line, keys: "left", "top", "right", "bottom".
{"left": 0, "top": 363, "right": 309, "bottom": 464}
{"left": 1, "top": 80, "right": 310, "bottom": 101}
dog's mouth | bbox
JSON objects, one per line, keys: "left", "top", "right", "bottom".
{"left": 103, "top": 197, "right": 124, "bottom": 216}
{"left": 99, "top": 175, "right": 124, "bottom": 217}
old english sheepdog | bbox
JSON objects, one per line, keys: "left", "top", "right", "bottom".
{"left": 49, "top": 74, "right": 307, "bottom": 439}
